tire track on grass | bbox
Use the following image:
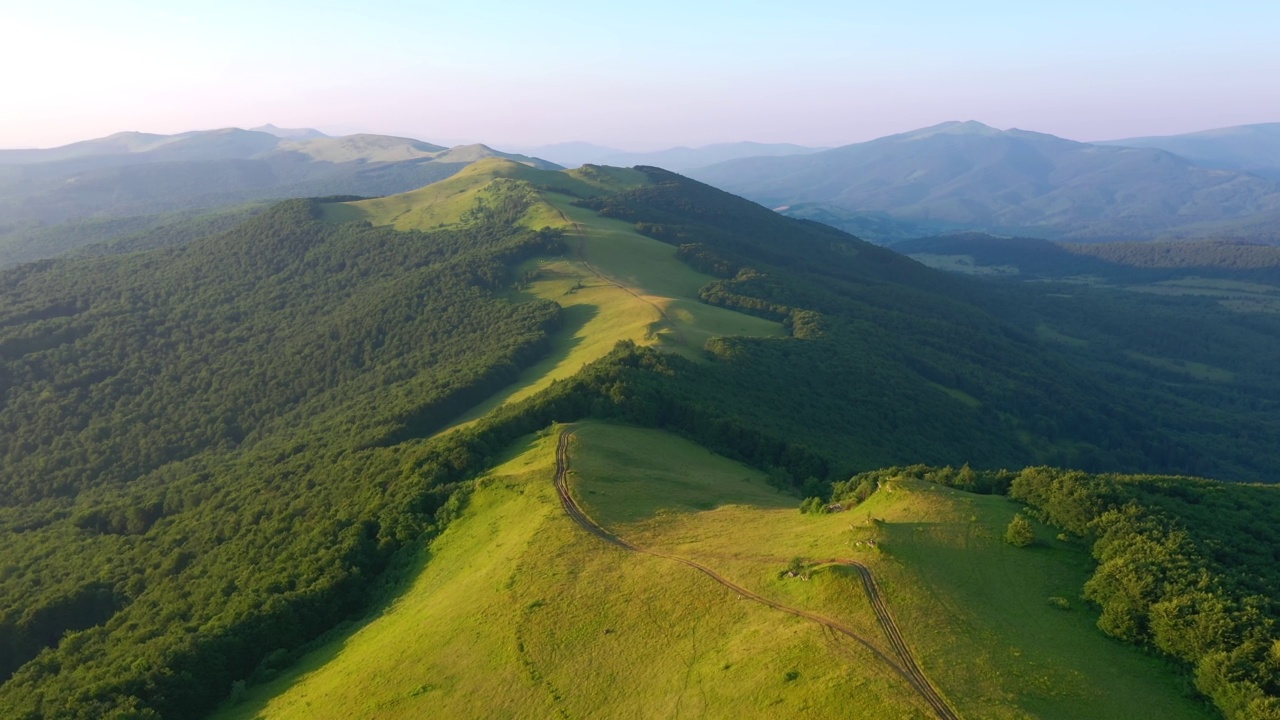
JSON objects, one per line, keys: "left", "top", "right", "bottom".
{"left": 553, "top": 429, "right": 959, "bottom": 720}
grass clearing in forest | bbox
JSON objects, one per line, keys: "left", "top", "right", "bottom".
{"left": 1123, "top": 276, "right": 1280, "bottom": 313}
{"left": 1124, "top": 350, "right": 1236, "bottom": 383}
{"left": 907, "top": 253, "right": 1021, "bottom": 276}
{"left": 219, "top": 422, "right": 1214, "bottom": 720}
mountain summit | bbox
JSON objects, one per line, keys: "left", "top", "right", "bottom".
{"left": 249, "top": 123, "right": 329, "bottom": 140}
{"left": 1100, "top": 123, "right": 1280, "bottom": 180}
{"left": 690, "top": 122, "right": 1280, "bottom": 241}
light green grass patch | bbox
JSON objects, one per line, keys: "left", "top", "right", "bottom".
{"left": 317, "top": 159, "right": 585, "bottom": 231}
{"left": 1035, "top": 323, "right": 1089, "bottom": 348}
{"left": 568, "top": 428, "right": 1215, "bottom": 720}
{"left": 866, "top": 480, "right": 1213, "bottom": 719}
{"left": 564, "top": 164, "right": 651, "bottom": 190}
{"left": 1124, "top": 351, "right": 1235, "bottom": 383}
{"left": 1124, "top": 276, "right": 1280, "bottom": 313}
{"left": 908, "top": 253, "right": 1020, "bottom": 276}
{"left": 924, "top": 380, "right": 981, "bottom": 408}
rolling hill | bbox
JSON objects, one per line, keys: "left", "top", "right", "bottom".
{"left": 250, "top": 124, "right": 329, "bottom": 141}
{"left": 512, "top": 141, "right": 827, "bottom": 171}
{"left": 215, "top": 422, "right": 1215, "bottom": 720}
{"left": 1101, "top": 123, "right": 1280, "bottom": 181}
{"left": 689, "top": 121, "right": 1280, "bottom": 242}
{"left": 3, "top": 160, "right": 1280, "bottom": 718}
{"left": 0, "top": 129, "right": 560, "bottom": 266}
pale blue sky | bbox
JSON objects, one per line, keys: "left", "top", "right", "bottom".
{"left": 2, "top": 0, "right": 1278, "bottom": 149}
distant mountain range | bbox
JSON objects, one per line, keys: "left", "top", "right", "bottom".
{"left": 690, "top": 121, "right": 1280, "bottom": 242}
{"left": 1099, "top": 123, "right": 1280, "bottom": 181}
{"left": 250, "top": 123, "right": 329, "bottom": 141}
{"left": 6, "top": 119, "right": 1280, "bottom": 267}
{"left": 505, "top": 141, "right": 827, "bottom": 171}
{"left": 0, "top": 127, "right": 560, "bottom": 266}
{"left": 0, "top": 127, "right": 556, "bottom": 170}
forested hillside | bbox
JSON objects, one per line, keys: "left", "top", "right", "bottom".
{"left": 0, "top": 193, "right": 566, "bottom": 717}
{"left": 690, "top": 121, "right": 1280, "bottom": 242}
{"left": 574, "top": 167, "right": 1280, "bottom": 480}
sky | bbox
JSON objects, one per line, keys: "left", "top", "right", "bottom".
{"left": 2, "top": 0, "right": 1279, "bottom": 150}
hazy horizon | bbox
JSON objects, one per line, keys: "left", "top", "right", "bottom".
{"left": 4, "top": 1, "right": 1278, "bottom": 151}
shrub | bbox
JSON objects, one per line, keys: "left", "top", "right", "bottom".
{"left": 1005, "top": 513, "right": 1035, "bottom": 547}
{"left": 799, "top": 496, "right": 825, "bottom": 514}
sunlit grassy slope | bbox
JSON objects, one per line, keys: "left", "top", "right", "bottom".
{"left": 217, "top": 423, "right": 1212, "bottom": 720}
{"left": 214, "top": 424, "right": 927, "bottom": 719}
{"left": 321, "top": 159, "right": 783, "bottom": 425}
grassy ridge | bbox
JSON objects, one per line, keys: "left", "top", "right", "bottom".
{"left": 324, "top": 161, "right": 783, "bottom": 430}
{"left": 220, "top": 422, "right": 1214, "bottom": 719}
{"left": 215, "top": 425, "right": 923, "bottom": 719}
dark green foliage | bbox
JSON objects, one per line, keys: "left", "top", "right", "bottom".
{"left": 0, "top": 204, "right": 268, "bottom": 268}
{"left": 575, "top": 169, "right": 1280, "bottom": 481}
{"left": 71, "top": 204, "right": 269, "bottom": 258}
{"left": 799, "top": 497, "right": 825, "bottom": 514}
{"left": 0, "top": 200, "right": 564, "bottom": 503}
{"left": 833, "top": 466, "right": 1015, "bottom": 502}
{"left": 989, "top": 281, "right": 1280, "bottom": 482}
{"left": 1063, "top": 239, "right": 1280, "bottom": 273}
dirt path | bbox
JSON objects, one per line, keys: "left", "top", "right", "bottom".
{"left": 551, "top": 207, "right": 688, "bottom": 346}
{"left": 553, "top": 429, "right": 959, "bottom": 720}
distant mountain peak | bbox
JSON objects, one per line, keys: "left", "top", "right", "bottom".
{"left": 898, "top": 120, "right": 1002, "bottom": 141}
{"left": 250, "top": 124, "right": 328, "bottom": 141}
{"left": 1098, "top": 123, "right": 1280, "bottom": 180}
{"left": 691, "top": 120, "right": 1280, "bottom": 242}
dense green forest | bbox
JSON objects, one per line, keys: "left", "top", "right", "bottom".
{"left": 580, "top": 168, "right": 1280, "bottom": 480}
{"left": 1062, "top": 238, "right": 1280, "bottom": 270}
{"left": 4, "top": 166, "right": 1280, "bottom": 717}
{"left": 0, "top": 197, "right": 566, "bottom": 717}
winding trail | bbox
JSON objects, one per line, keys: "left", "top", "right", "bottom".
{"left": 553, "top": 429, "right": 959, "bottom": 720}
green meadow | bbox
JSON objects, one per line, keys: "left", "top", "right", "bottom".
{"left": 216, "top": 422, "right": 1214, "bottom": 719}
